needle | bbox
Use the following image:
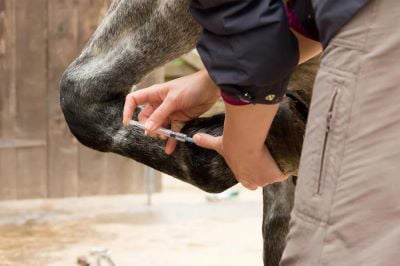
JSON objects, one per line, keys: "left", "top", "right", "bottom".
{"left": 129, "top": 120, "right": 194, "bottom": 143}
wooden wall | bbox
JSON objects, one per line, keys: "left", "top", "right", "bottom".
{"left": 0, "top": 0, "right": 161, "bottom": 200}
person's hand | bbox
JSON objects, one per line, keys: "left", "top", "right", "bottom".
{"left": 193, "top": 103, "right": 287, "bottom": 190}
{"left": 123, "top": 70, "right": 220, "bottom": 154}
{"left": 194, "top": 134, "right": 286, "bottom": 190}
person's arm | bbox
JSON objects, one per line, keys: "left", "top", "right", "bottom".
{"left": 196, "top": 103, "right": 285, "bottom": 189}
{"left": 292, "top": 30, "right": 322, "bottom": 64}
{"left": 123, "top": 0, "right": 322, "bottom": 190}
{"left": 194, "top": 32, "right": 320, "bottom": 190}
{"left": 286, "top": 0, "right": 322, "bottom": 63}
{"left": 190, "top": 0, "right": 299, "bottom": 104}
{"left": 190, "top": 0, "right": 322, "bottom": 189}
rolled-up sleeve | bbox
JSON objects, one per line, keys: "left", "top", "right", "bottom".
{"left": 190, "top": 0, "right": 299, "bottom": 104}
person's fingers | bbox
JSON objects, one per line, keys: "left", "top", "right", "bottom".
{"left": 271, "top": 173, "right": 289, "bottom": 184}
{"left": 165, "top": 135, "right": 177, "bottom": 155}
{"left": 138, "top": 104, "right": 156, "bottom": 123}
{"left": 249, "top": 172, "right": 286, "bottom": 187}
{"left": 165, "top": 121, "right": 185, "bottom": 155}
{"left": 239, "top": 179, "right": 258, "bottom": 191}
{"left": 139, "top": 105, "right": 167, "bottom": 142}
{"left": 250, "top": 178, "right": 269, "bottom": 188}
{"left": 256, "top": 148, "right": 287, "bottom": 185}
{"left": 146, "top": 98, "right": 177, "bottom": 132}
{"left": 138, "top": 104, "right": 175, "bottom": 141}
{"left": 193, "top": 133, "right": 222, "bottom": 153}
{"left": 123, "top": 85, "right": 165, "bottom": 127}
{"left": 157, "top": 120, "right": 171, "bottom": 141}
{"left": 123, "top": 93, "right": 139, "bottom": 127}
{"left": 135, "top": 104, "right": 157, "bottom": 138}
{"left": 169, "top": 111, "right": 193, "bottom": 121}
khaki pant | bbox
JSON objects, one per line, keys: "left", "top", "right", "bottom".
{"left": 280, "top": 0, "right": 400, "bottom": 265}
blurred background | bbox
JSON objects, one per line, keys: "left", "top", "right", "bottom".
{"left": 0, "top": 1, "right": 263, "bottom": 265}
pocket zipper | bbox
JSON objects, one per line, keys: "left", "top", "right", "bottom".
{"left": 316, "top": 88, "right": 340, "bottom": 196}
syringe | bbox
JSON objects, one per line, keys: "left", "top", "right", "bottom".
{"left": 129, "top": 120, "right": 194, "bottom": 143}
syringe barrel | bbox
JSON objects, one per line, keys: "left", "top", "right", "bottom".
{"left": 157, "top": 128, "right": 187, "bottom": 142}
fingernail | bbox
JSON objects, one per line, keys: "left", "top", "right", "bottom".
{"left": 193, "top": 134, "right": 201, "bottom": 143}
{"left": 165, "top": 147, "right": 173, "bottom": 155}
{"left": 144, "top": 130, "right": 149, "bottom": 136}
{"left": 124, "top": 121, "right": 131, "bottom": 128}
{"left": 145, "top": 120, "right": 156, "bottom": 131}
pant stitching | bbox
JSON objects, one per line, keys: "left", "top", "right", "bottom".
{"left": 293, "top": 208, "right": 328, "bottom": 226}
{"left": 329, "top": 38, "right": 367, "bottom": 52}
{"left": 318, "top": 63, "right": 357, "bottom": 79}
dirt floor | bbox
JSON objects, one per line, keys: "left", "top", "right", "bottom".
{"left": 0, "top": 176, "right": 264, "bottom": 266}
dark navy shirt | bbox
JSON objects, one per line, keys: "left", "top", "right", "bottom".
{"left": 190, "top": 0, "right": 370, "bottom": 104}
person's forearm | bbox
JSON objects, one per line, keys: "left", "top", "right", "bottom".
{"left": 292, "top": 29, "right": 322, "bottom": 64}
{"left": 223, "top": 103, "right": 279, "bottom": 160}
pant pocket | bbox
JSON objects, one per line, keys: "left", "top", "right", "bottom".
{"left": 293, "top": 64, "right": 357, "bottom": 223}
{"left": 314, "top": 86, "right": 341, "bottom": 196}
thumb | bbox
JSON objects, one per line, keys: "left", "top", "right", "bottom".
{"left": 145, "top": 99, "right": 176, "bottom": 131}
{"left": 193, "top": 133, "right": 222, "bottom": 153}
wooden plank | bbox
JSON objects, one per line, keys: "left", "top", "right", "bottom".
{"left": 0, "top": 0, "right": 7, "bottom": 137}
{"left": 0, "top": 0, "right": 15, "bottom": 138}
{"left": 77, "top": 0, "right": 110, "bottom": 48}
{"left": 77, "top": 0, "right": 111, "bottom": 197}
{"left": 16, "top": 147, "right": 47, "bottom": 199}
{"left": 47, "top": 0, "right": 80, "bottom": 198}
{"left": 0, "top": 0, "right": 17, "bottom": 200}
{"left": 103, "top": 155, "right": 145, "bottom": 195}
{"left": 0, "top": 0, "right": 4, "bottom": 137}
{"left": 78, "top": 146, "right": 108, "bottom": 196}
{"left": 0, "top": 139, "right": 46, "bottom": 149}
{"left": 14, "top": 0, "right": 48, "bottom": 199}
{"left": 0, "top": 150, "right": 17, "bottom": 200}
